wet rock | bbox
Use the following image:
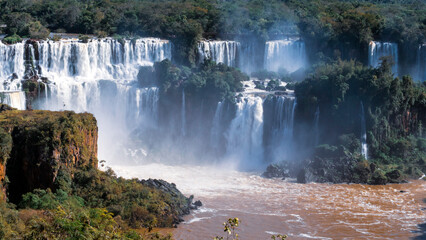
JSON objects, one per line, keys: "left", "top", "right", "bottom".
{"left": 262, "top": 163, "right": 290, "bottom": 179}
{"left": 371, "top": 170, "right": 388, "bottom": 185}
{"left": 386, "top": 169, "right": 401, "bottom": 183}
{"left": 194, "top": 200, "right": 202, "bottom": 207}
{"left": 137, "top": 66, "right": 156, "bottom": 87}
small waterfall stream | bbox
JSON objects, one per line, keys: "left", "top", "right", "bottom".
{"left": 225, "top": 96, "right": 264, "bottom": 169}
{"left": 264, "top": 39, "right": 307, "bottom": 73}
{"left": 198, "top": 40, "right": 240, "bottom": 67}
{"left": 368, "top": 41, "right": 399, "bottom": 76}
{"left": 360, "top": 101, "right": 368, "bottom": 159}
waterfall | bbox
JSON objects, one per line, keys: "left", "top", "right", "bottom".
{"left": 264, "top": 39, "right": 307, "bottom": 73}
{"left": 181, "top": 89, "right": 186, "bottom": 137}
{"left": 314, "top": 106, "right": 320, "bottom": 146}
{"left": 17, "top": 38, "right": 170, "bottom": 162}
{"left": 198, "top": 40, "right": 240, "bottom": 67}
{"left": 0, "top": 41, "right": 26, "bottom": 91}
{"left": 36, "top": 38, "right": 171, "bottom": 81}
{"left": 368, "top": 41, "right": 398, "bottom": 76}
{"left": 360, "top": 101, "right": 368, "bottom": 160}
{"left": 416, "top": 44, "right": 425, "bottom": 81}
{"left": 0, "top": 91, "right": 26, "bottom": 110}
{"left": 225, "top": 96, "right": 264, "bottom": 169}
{"left": 210, "top": 101, "right": 224, "bottom": 151}
{"left": 268, "top": 96, "right": 296, "bottom": 162}
{"left": 238, "top": 41, "right": 260, "bottom": 74}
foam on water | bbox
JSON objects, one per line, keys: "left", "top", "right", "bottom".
{"left": 110, "top": 163, "right": 425, "bottom": 240}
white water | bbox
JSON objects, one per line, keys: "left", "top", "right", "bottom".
{"left": 198, "top": 40, "right": 240, "bottom": 67}
{"left": 264, "top": 39, "right": 307, "bottom": 73}
{"left": 360, "top": 101, "right": 368, "bottom": 160}
{"left": 36, "top": 38, "right": 170, "bottom": 80}
{"left": 269, "top": 96, "right": 297, "bottom": 162}
{"left": 210, "top": 101, "right": 224, "bottom": 152}
{"left": 0, "top": 91, "right": 26, "bottom": 110}
{"left": 238, "top": 41, "right": 259, "bottom": 74}
{"left": 110, "top": 163, "right": 426, "bottom": 240}
{"left": 0, "top": 41, "right": 25, "bottom": 91}
{"left": 368, "top": 41, "right": 398, "bottom": 76}
{"left": 30, "top": 38, "right": 170, "bottom": 162}
{"left": 225, "top": 96, "right": 264, "bottom": 169}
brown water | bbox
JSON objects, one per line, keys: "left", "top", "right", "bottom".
{"left": 111, "top": 164, "right": 426, "bottom": 240}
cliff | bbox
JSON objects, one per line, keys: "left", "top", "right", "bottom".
{"left": 0, "top": 106, "right": 98, "bottom": 203}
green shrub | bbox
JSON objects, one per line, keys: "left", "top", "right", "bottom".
{"left": 2, "top": 34, "right": 22, "bottom": 44}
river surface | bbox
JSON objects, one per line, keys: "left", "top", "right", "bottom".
{"left": 110, "top": 163, "right": 426, "bottom": 240}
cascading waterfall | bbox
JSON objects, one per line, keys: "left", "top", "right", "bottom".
{"left": 181, "top": 89, "right": 186, "bottom": 137}
{"left": 225, "top": 96, "right": 264, "bottom": 169}
{"left": 238, "top": 41, "right": 260, "bottom": 74}
{"left": 368, "top": 41, "right": 398, "bottom": 76}
{"left": 264, "top": 39, "right": 307, "bottom": 73}
{"left": 0, "top": 41, "right": 25, "bottom": 91}
{"left": 269, "top": 96, "right": 297, "bottom": 162}
{"left": 360, "top": 101, "right": 368, "bottom": 159}
{"left": 24, "top": 38, "right": 171, "bottom": 162}
{"left": 198, "top": 40, "right": 240, "bottom": 67}
{"left": 36, "top": 38, "right": 171, "bottom": 80}
{"left": 0, "top": 91, "right": 26, "bottom": 110}
{"left": 314, "top": 106, "right": 320, "bottom": 146}
{"left": 417, "top": 44, "right": 425, "bottom": 81}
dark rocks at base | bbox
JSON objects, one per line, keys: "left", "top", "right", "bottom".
{"left": 262, "top": 163, "right": 290, "bottom": 179}
{"left": 0, "top": 104, "right": 14, "bottom": 113}
{"left": 193, "top": 200, "right": 202, "bottom": 207}
{"left": 141, "top": 178, "right": 202, "bottom": 224}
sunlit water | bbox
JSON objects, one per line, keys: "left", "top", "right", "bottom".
{"left": 110, "top": 163, "right": 426, "bottom": 240}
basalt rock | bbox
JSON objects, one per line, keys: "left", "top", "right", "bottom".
{"left": 0, "top": 109, "right": 98, "bottom": 203}
{"left": 141, "top": 178, "right": 193, "bottom": 225}
{"left": 262, "top": 163, "right": 290, "bottom": 179}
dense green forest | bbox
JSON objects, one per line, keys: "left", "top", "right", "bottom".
{"left": 0, "top": 0, "right": 424, "bottom": 65}
{"left": 294, "top": 59, "right": 426, "bottom": 184}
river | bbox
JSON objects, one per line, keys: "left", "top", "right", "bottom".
{"left": 110, "top": 163, "right": 426, "bottom": 240}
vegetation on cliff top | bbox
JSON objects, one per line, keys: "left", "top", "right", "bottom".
{"left": 0, "top": 108, "right": 190, "bottom": 239}
{"left": 0, "top": 0, "right": 424, "bottom": 65}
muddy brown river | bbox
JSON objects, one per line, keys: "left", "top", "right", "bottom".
{"left": 111, "top": 164, "right": 426, "bottom": 239}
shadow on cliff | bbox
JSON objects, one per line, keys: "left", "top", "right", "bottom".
{"left": 412, "top": 198, "right": 426, "bottom": 240}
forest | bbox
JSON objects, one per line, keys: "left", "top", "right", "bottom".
{"left": 0, "top": 0, "right": 424, "bottom": 65}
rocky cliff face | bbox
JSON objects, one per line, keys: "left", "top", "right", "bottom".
{"left": 0, "top": 107, "right": 98, "bottom": 203}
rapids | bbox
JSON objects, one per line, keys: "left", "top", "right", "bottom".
{"left": 111, "top": 163, "right": 426, "bottom": 240}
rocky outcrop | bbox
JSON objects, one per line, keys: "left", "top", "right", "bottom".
{"left": 141, "top": 178, "right": 200, "bottom": 225}
{"left": 0, "top": 107, "right": 98, "bottom": 203}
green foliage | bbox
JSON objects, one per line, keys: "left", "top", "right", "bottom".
{"left": 0, "top": 0, "right": 423, "bottom": 65}
{"left": 0, "top": 128, "right": 11, "bottom": 164}
{"left": 71, "top": 167, "right": 190, "bottom": 229}
{"left": 155, "top": 59, "right": 247, "bottom": 102}
{"left": 28, "top": 21, "right": 49, "bottom": 39}
{"left": 296, "top": 60, "right": 425, "bottom": 183}
{"left": 213, "top": 218, "right": 287, "bottom": 240}
{"left": 214, "top": 218, "right": 240, "bottom": 240}
{"left": 79, "top": 35, "right": 90, "bottom": 43}
{"left": 2, "top": 34, "right": 21, "bottom": 44}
